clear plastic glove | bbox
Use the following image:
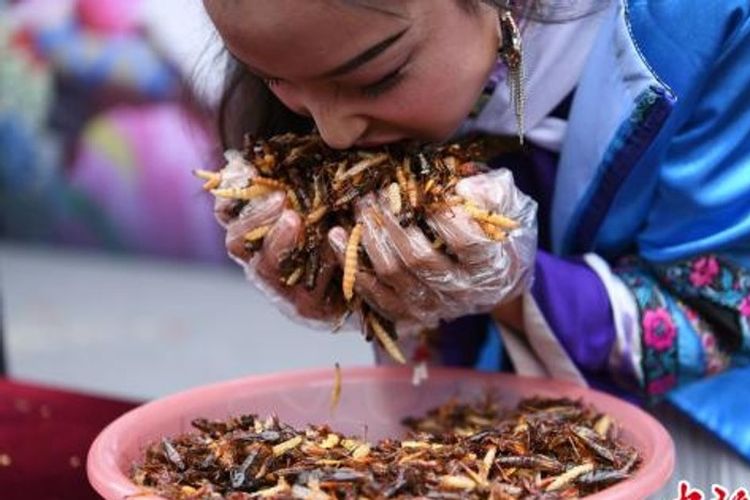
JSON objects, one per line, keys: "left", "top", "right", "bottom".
{"left": 328, "top": 168, "right": 537, "bottom": 332}
{"left": 216, "top": 152, "right": 347, "bottom": 324}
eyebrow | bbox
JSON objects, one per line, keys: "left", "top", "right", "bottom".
{"left": 321, "top": 27, "right": 409, "bottom": 78}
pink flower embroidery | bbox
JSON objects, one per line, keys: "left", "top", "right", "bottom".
{"left": 689, "top": 256, "right": 720, "bottom": 287}
{"left": 702, "top": 334, "right": 716, "bottom": 350}
{"left": 643, "top": 308, "right": 677, "bottom": 351}
{"left": 739, "top": 295, "right": 750, "bottom": 317}
{"left": 647, "top": 374, "right": 677, "bottom": 395}
{"left": 706, "top": 357, "right": 727, "bottom": 375}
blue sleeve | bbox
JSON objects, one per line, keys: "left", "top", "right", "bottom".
{"left": 636, "top": 4, "right": 750, "bottom": 265}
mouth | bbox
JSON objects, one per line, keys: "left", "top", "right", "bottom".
{"left": 354, "top": 136, "right": 405, "bottom": 149}
{"left": 354, "top": 141, "right": 389, "bottom": 149}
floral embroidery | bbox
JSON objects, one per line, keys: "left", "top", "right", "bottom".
{"left": 616, "top": 259, "right": 679, "bottom": 400}
{"left": 739, "top": 295, "right": 750, "bottom": 317}
{"left": 689, "top": 256, "right": 720, "bottom": 287}
{"left": 647, "top": 374, "right": 677, "bottom": 396}
{"left": 643, "top": 308, "right": 677, "bottom": 351}
{"left": 676, "top": 301, "right": 731, "bottom": 376}
{"left": 616, "top": 254, "right": 748, "bottom": 401}
{"left": 657, "top": 254, "right": 750, "bottom": 316}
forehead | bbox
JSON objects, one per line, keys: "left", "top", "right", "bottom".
{"left": 204, "top": 0, "right": 409, "bottom": 79}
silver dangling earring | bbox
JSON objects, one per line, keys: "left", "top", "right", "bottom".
{"left": 498, "top": 9, "right": 525, "bottom": 145}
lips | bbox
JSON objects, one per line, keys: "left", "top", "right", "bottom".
{"left": 354, "top": 136, "right": 405, "bottom": 148}
{"left": 354, "top": 140, "right": 391, "bottom": 148}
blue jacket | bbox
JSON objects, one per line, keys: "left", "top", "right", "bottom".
{"left": 445, "top": 0, "right": 750, "bottom": 462}
{"left": 557, "top": 0, "right": 750, "bottom": 263}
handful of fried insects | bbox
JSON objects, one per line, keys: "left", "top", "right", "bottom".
{"left": 132, "top": 396, "right": 641, "bottom": 499}
{"left": 196, "top": 133, "right": 524, "bottom": 363}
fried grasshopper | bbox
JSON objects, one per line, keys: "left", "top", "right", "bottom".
{"left": 133, "top": 396, "right": 641, "bottom": 499}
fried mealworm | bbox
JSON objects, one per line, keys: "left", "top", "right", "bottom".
{"left": 367, "top": 313, "right": 406, "bottom": 364}
{"left": 211, "top": 185, "right": 274, "bottom": 200}
{"left": 463, "top": 202, "right": 520, "bottom": 230}
{"left": 343, "top": 224, "right": 363, "bottom": 302}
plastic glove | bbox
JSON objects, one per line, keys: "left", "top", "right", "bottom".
{"left": 216, "top": 152, "right": 347, "bottom": 324}
{"left": 328, "top": 168, "right": 537, "bottom": 332}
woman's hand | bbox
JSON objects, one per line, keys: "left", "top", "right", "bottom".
{"left": 216, "top": 153, "right": 347, "bottom": 324}
{"left": 328, "top": 168, "right": 537, "bottom": 330}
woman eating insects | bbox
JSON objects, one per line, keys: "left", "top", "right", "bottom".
{"left": 202, "top": 0, "right": 750, "bottom": 488}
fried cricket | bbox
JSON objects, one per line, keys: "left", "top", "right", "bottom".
{"left": 132, "top": 396, "right": 641, "bottom": 499}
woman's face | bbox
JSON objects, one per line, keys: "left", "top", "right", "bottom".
{"left": 204, "top": 0, "right": 499, "bottom": 149}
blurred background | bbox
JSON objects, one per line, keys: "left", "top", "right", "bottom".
{"left": 0, "top": 4, "right": 370, "bottom": 495}
{"left": 0, "top": 0, "right": 372, "bottom": 402}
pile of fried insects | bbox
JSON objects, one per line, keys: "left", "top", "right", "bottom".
{"left": 196, "top": 134, "right": 520, "bottom": 364}
{"left": 132, "top": 396, "right": 640, "bottom": 499}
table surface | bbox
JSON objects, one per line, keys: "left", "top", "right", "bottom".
{"left": 0, "top": 242, "right": 372, "bottom": 400}
{"left": 0, "top": 378, "right": 137, "bottom": 500}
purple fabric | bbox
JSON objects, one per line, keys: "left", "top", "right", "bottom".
{"left": 488, "top": 146, "right": 558, "bottom": 251}
{"left": 438, "top": 315, "right": 491, "bottom": 367}
{"left": 531, "top": 250, "right": 617, "bottom": 372}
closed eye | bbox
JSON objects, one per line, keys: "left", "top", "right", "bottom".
{"left": 361, "top": 61, "right": 409, "bottom": 99}
{"left": 263, "top": 77, "right": 282, "bottom": 87}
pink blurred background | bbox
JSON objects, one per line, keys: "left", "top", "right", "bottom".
{"left": 1, "top": 0, "right": 226, "bottom": 262}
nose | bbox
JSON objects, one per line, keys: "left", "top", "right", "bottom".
{"left": 309, "top": 102, "right": 368, "bottom": 150}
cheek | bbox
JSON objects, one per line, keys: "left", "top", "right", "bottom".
{"left": 416, "top": 78, "right": 475, "bottom": 134}
{"left": 379, "top": 8, "right": 497, "bottom": 139}
{"left": 378, "top": 70, "right": 481, "bottom": 140}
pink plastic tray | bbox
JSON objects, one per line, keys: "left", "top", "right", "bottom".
{"left": 88, "top": 366, "right": 674, "bottom": 499}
